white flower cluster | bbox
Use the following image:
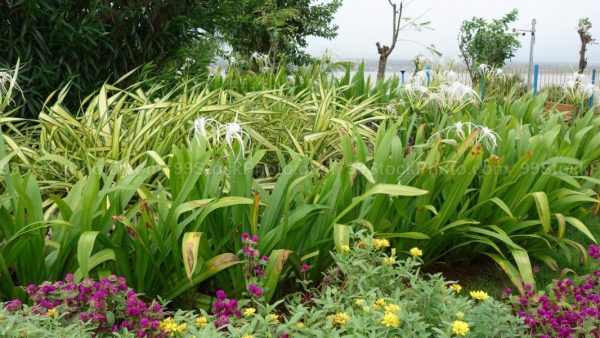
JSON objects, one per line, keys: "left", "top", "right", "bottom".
{"left": 437, "top": 82, "right": 479, "bottom": 105}
{"left": 563, "top": 72, "right": 596, "bottom": 99}
{"left": 192, "top": 115, "right": 250, "bottom": 153}
{"left": 443, "top": 121, "right": 501, "bottom": 151}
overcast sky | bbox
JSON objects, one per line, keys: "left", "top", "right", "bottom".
{"left": 306, "top": 0, "right": 600, "bottom": 64}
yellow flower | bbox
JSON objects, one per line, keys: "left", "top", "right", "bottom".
{"left": 196, "top": 316, "right": 208, "bottom": 328}
{"left": 469, "top": 290, "right": 489, "bottom": 301}
{"left": 409, "top": 247, "right": 423, "bottom": 257}
{"left": 384, "top": 304, "right": 401, "bottom": 313}
{"left": 243, "top": 307, "right": 256, "bottom": 317}
{"left": 176, "top": 323, "right": 187, "bottom": 334}
{"left": 455, "top": 311, "right": 465, "bottom": 320}
{"left": 341, "top": 245, "right": 350, "bottom": 253}
{"left": 373, "top": 239, "right": 390, "bottom": 250}
{"left": 381, "top": 312, "right": 400, "bottom": 328}
{"left": 362, "top": 306, "right": 371, "bottom": 313}
{"left": 383, "top": 256, "right": 396, "bottom": 265}
{"left": 374, "top": 298, "right": 387, "bottom": 308}
{"left": 355, "top": 299, "right": 364, "bottom": 306}
{"left": 452, "top": 320, "right": 470, "bottom": 336}
{"left": 450, "top": 284, "right": 462, "bottom": 294}
{"left": 268, "top": 314, "right": 280, "bottom": 324}
{"left": 46, "top": 308, "right": 58, "bottom": 317}
{"left": 332, "top": 312, "right": 349, "bottom": 326}
{"left": 159, "top": 317, "right": 178, "bottom": 333}
{"left": 295, "top": 322, "right": 305, "bottom": 329}
{"left": 242, "top": 335, "right": 254, "bottom": 338}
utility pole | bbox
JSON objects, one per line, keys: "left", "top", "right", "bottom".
{"left": 515, "top": 19, "right": 536, "bottom": 91}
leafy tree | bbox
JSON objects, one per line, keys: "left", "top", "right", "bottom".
{"left": 219, "top": 0, "right": 342, "bottom": 67}
{"left": 577, "top": 18, "right": 596, "bottom": 73}
{"left": 458, "top": 9, "right": 521, "bottom": 84}
{"left": 0, "top": 0, "right": 226, "bottom": 116}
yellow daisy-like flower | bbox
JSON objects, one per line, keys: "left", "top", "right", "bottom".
{"left": 332, "top": 312, "right": 349, "bottom": 326}
{"left": 452, "top": 320, "right": 470, "bottom": 336}
{"left": 383, "top": 256, "right": 396, "bottom": 265}
{"left": 242, "top": 335, "right": 254, "bottom": 338}
{"left": 340, "top": 245, "right": 350, "bottom": 253}
{"left": 159, "top": 317, "right": 178, "bottom": 333}
{"left": 384, "top": 304, "right": 401, "bottom": 313}
{"left": 355, "top": 299, "right": 364, "bottom": 306}
{"left": 268, "top": 314, "right": 280, "bottom": 324}
{"left": 196, "top": 316, "right": 208, "bottom": 328}
{"left": 450, "top": 284, "right": 462, "bottom": 294}
{"left": 295, "top": 322, "right": 305, "bottom": 329}
{"left": 381, "top": 311, "right": 400, "bottom": 328}
{"left": 455, "top": 311, "right": 465, "bottom": 320}
{"left": 373, "top": 239, "right": 390, "bottom": 250}
{"left": 469, "top": 290, "right": 489, "bottom": 301}
{"left": 374, "top": 298, "right": 387, "bottom": 308}
{"left": 46, "top": 308, "right": 58, "bottom": 317}
{"left": 409, "top": 247, "right": 423, "bottom": 257}
{"left": 176, "top": 323, "right": 187, "bottom": 334}
{"left": 243, "top": 307, "right": 256, "bottom": 317}
{"left": 362, "top": 306, "right": 371, "bottom": 313}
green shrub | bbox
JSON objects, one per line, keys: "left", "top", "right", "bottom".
{"left": 0, "top": 233, "right": 526, "bottom": 337}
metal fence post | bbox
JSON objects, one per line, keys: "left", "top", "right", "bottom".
{"left": 400, "top": 70, "right": 405, "bottom": 84}
{"left": 533, "top": 64, "right": 539, "bottom": 96}
{"left": 426, "top": 65, "right": 430, "bottom": 86}
{"left": 589, "top": 68, "right": 596, "bottom": 109}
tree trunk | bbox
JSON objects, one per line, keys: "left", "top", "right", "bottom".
{"left": 376, "top": 42, "right": 390, "bottom": 82}
{"left": 578, "top": 40, "right": 588, "bottom": 74}
{"left": 377, "top": 54, "right": 388, "bottom": 82}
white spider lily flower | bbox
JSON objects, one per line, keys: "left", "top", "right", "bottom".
{"left": 229, "top": 56, "right": 237, "bottom": 66}
{"left": 220, "top": 116, "right": 250, "bottom": 153}
{"left": 192, "top": 117, "right": 220, "bottom": 140}
{"left": 579, "top": 83, "right": 595, "bottom": 98}
{"left": 439, "top": 82, "right": 478, "bottom": 105}
{"left": 478, "top": 64, "right": 490, "bottom": 74}
{"left": 477, "top": 126, "right": 501, "bottom": 150}
{"left": 442, "top": 121, "right": 476, "bottom": 140}
{"left": 495, "top": 68, "right": 503, "bottom": 76}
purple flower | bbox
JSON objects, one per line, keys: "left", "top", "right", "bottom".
{"left": 6, "top": 299, "right": 21, "bottom": 312}
{"left": 242, "top": 232, "right": 250, "bottom": 241}
{"left": 26, "top": 284, "right": 36, "bottom": 295}
{"left": 248, "top": 283, "right": 264, "bottom": 297}
{"left": 301, "top": 263, "right": 310, "bottom": 272}
{"left": 65, "top": 273, "right": 75, "bottom": 282}
{"left": 588, "top": 244, "right": 600, "bottom": 259}
{"left": 216, "top": 290, "right": 227, "bottom": 300}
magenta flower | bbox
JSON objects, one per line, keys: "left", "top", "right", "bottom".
{"left": 6, "top": 299, "right": 21, "bottom": 312}
{"left": 248, "top": 283, "right": 264, "bottom": 297}
{"left": 216, "top": 289, "right": 227, "bottom": 300}
{"left": 301, "top": 263, "right": 310, "bottom": 272}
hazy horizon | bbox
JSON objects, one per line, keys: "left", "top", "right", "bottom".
{"left": 306, "top": 0, "right": 600, "bottom": 64}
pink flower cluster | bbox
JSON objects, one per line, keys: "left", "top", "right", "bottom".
{"left": 590, "top": 244, "right": 600, "bottom": 260}
{"left": 241, "top": 232, "right": 268, "bottom": 278}
{"left": 504, "top": 246, "right": 600, "bottom": 337}
{"left": 5, "top": 274, "right": 165, "bottom": 337}
{"left": 213, "top": 289, "right": 241, "bottom": 328}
